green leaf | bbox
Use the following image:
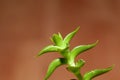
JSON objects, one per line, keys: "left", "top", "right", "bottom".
{"left": 58, "top": 32, "right": 63, "bottom": 40}
{"left": 76, "top": 59, "right": 85, "bottom": 68}
{"left": 64, "top": 27, "right": 80, "bottom": 45}
{"left": 67, "top": 59, "right": 85, "bottom": 73}
{"left": 37, "top": 45, "right": 61, "bottom": 56}
{"left": 44, "top": 58, "right": 67, "bottom": 80}
{"left": 83, "top": 66, "right": 113, "bottom": 80}
{"left": 70, "top": 40, "right": 98, "bottom": 60}
{"left": 51, "top": 33, "right": 63, "bottom": 46}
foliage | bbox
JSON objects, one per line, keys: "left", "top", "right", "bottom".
{"left": 37, "top": 27, "right": 113, "bottom": 80}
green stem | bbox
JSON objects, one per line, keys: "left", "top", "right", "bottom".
{"left": 62, "top": 49, "right": 83, "bottom": 80}
{"left": 74, "top": 71, "right": 83, "bottom": 80}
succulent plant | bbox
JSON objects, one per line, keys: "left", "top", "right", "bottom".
{"left": 37, "top": 27, "right": 113, "bottom": 80}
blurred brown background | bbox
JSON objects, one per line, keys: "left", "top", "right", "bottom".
{"left": 0, "top": 0, "right": 120, "bottom": 80}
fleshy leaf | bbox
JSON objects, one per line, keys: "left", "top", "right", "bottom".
{"left": 67, "top": 59, "right": 85, "bottom": 73}
{"left": 83, "top": 66, "right": 113, "bottom": 80}
{"left": 58, "top": 32, "right": 63, "bottom": 40}
{"left": 37, "top": 45, "right": 61, "bottom": 56}
{"left": 76, "top": 59, "right": 85, "bottom": 68}
{"left": 51, "top": 33, "right": 63, "bottom": 46}
{"left": 70, "top": 40, "right": 98, "bottom": 60}
{"left": 44, "top": 58, "right": 67, "bottom": 80}
{"left": 63, "top": 27, "right": 80, "bottom": 45}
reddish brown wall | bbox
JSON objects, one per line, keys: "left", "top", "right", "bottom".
{"left": 0, "top": 0, "right": 120, "bottom": 80}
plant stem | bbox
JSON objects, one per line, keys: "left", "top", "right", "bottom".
{"left": 66, "top": 50, "right": 83, "bottom": 80}
{"left": 74, "top": 71, "right": 83, "bottom": 80}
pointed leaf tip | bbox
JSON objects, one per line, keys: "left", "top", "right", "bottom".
{"left": 94, "top": 40, "right": 99, "bottom": 45}
{"left": 64, "top": 27, "right": 80, "bottom": 44}
{"left": 37, "top": 45, "right": 61, "bottom": 56}
{"left": 58, "top": 32, "right": 63, "bottom": 40}
{"left": 76, "top": 26, "right": 80, "bottom": 30}
{"left": 44, "top": 58, "right": 66, "bottom": 80}
{"left": 89, "top": 40, "right": 99, "bottom": 48}
{"left": 83, "top": 66, "right": 113, "bottom": 80}
{"left": 70, "top": 40, "right": 99, "bottom": 59}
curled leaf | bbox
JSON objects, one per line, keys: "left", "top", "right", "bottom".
{"left": 37, "top": 45, "right": 61, "bottom": 56}
{"left": 83, "top": 66, "right": 113, "bottom": 80}
{"left": 70, "top": 40, "right": 98, "bottom": 60}
{"left": 44, "top": 58, "right": 67, "bottom": 80}
{"left": 64, "top": 27, "right": 80, "bottom": 45}
{"left": 51, "top": 33, "right": 63, "bottom": 46}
